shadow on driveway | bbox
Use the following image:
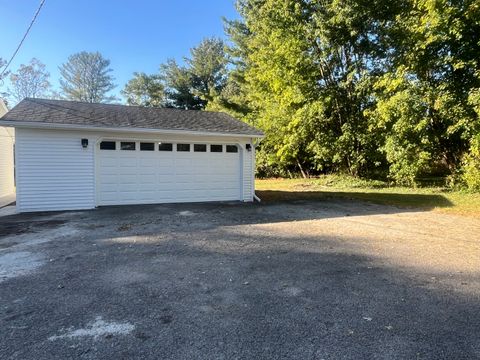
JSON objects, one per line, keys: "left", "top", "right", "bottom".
{"left": 1, "top": 223, "right": 479, "bottom": 359}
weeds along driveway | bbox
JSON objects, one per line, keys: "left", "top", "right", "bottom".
{"left": 0, "top": 200, "right": 479, "bottom": 360}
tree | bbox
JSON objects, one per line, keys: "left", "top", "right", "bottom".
{"left": 122, "top": 72, "right": 165, "bottom": 107}
{"left": 372, "top": 0, "right": 480, "bottom": 184}
{"left": 9, "top": 58, "right": 51, "bottom": 103}
{"left": 157, "top": 38, "right": 229, "bottom": 110}
{"left": 159, "top": 59, "right": 205, "bottom": 109}
{"left": 226, "top": 0, "right": 398, "bottom": 178}
{"left": 0, "top": 58, "right": 8, "bottom": 83}
{"left": 224, "top": 0, "right": 480, "bottom": 185}
{"left": 0, "top": 58, "right": 10, "bottom": 102}
{"left": 59, "top": 51, "right": 116, "bottom": 103}
{"left": 186, "top": 38, "right": 228, "bottom": 102}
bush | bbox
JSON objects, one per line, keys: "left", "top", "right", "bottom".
{"left": 462, "top": 135, "right": 480, "bottom": 191}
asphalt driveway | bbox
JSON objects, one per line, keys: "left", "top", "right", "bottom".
{"left": 0, "top": 199, "right": 479, "bottom": 359}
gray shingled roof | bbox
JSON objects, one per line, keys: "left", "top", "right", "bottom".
{"left": 0, "top": 98, "right": 263, "bottom": 137}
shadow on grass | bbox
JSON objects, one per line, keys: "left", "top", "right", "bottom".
{"left": 257, "top": 190, "right": 454, "bottom": 210}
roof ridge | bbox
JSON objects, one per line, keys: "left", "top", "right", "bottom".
{"left": 27, "top": 97, "right": 218, "bottom": 114}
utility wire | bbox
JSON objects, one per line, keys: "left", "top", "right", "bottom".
{"left": 0, "top": 0, "right": 46, "bottom": 79}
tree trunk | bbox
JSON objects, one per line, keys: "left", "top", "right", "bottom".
{"left": 297, "top": 160, "right": 308, "bottom": 179}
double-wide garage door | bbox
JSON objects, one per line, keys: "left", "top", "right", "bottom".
{"left": 97, "top": 140, "right": 242, "bottom": 205}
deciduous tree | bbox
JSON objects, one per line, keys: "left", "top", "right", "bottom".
{"left": 9, "top": 58, "right": 51, "bottom": 103}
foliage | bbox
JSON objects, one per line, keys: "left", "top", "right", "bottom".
{"left": 8, "top": 58, "right": 51, "bottom": 103}
{"left": 59, "top": 51, "right": 116, "bottom": 103}
{"left": 461, "top": 87, "right": 480, "bottom": 190}
{"left": 159, "top": 59, "right": 205, "bottom": 109}
{"left": 225, "top": 0, "right": 398, "bottom": 178}
{"left": 462, "top": 134, "right": 480, "bottom": 191}
{"left": 121, "top": 72, "right": 165, "bottom": 107}
{"left": 0, "top": 58, "right": 10, "bottom": 102}
{"left": 218, "top": 0, "right": 480, "bottom": 188}
{"left": 123, "top": 38, "right": 229, "bottom": 110}
{"left": 186, "top": 37, "right": 228, "bottom": 102}
{"left": 0, "top": 58, "right": 8, "bottom": 83}
{"left": 159, "top": 38, "right": 229, "bottom": 110}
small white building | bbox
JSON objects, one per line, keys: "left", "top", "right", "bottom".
{"left": 0, "top": 98, "right": 263, "bottom": 213}
{"left": 0, "top": 99, "right": 15, "bottom": 206}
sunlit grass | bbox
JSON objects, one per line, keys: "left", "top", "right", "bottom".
{"left": 255, "top": 177, "right": 480, "bottom": 217}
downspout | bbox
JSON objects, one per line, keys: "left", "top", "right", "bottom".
{"left": 253, "top": 137, "right": 263, "bottom": 202}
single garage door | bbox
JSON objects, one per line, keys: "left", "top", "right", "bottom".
{"left": 97, "top": 140, "right": 242, "bottom": 205}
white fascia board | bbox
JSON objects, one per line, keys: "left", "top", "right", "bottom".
{"left": 0, "top": 120, "right": 264, "bottom": 138}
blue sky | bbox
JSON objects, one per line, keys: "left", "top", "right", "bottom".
{"left": 0, "top": 0, "right": 239, "bottom": 99}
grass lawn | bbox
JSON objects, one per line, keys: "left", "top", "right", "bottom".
{"left": 255, "top": 177, "right": 480, "bottom": 217}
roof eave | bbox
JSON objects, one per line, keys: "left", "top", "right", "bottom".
{"left": 0, "top": 120, "right": 265, "bottom": 138}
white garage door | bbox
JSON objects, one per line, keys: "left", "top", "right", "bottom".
{"left": 97, "top": 140, "right": 242, "bottom": 206}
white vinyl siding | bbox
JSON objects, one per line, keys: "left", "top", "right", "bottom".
{"left": 242, "top": 143, "right": 254, "bottom": 201}
{"left": 14, "top": 128, "right": 256, "bottom": 212}
{"left": 0, "top": 126, "right": 15, "bottom": 199}
{"left": 15, "top": 128, "right": 96, "bottom": 212}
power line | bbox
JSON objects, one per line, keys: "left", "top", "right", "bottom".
{"left": 0, "top": 0, "right": 46, "bottom": 79}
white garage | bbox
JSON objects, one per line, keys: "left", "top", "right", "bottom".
{"left": 0, "top": 98, "right": 263, "bottom": 213}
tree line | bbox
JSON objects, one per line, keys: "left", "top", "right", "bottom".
{"left": 0, "top": 0, "right": 479, "bottom": 189}
{"left": 124, "top": 0, "right": 480, "bottom": 190}
{"left": 0, "top": 52, "right": 116, "bottom": 104}
{"left": 0, "top": 38, "right": 229, "bottom": 109}
{"left": 218, "top": 0, "right": 480, "bottom": 191}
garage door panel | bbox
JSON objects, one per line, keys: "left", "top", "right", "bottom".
{"left": 140, "top": 158, "right": 157, "bottom": 167}
{"left": 98, "top": 142, "right": 241, "bottom": 205}
{"left": 175, "top": 174, "right": 198, "bottom": 183}
{"left": 153, "top": 189, "right": 176, "bottom": 197}
{"left": 157, "top": 159, "right": 175, "bottom": 167}
{"left": 119, "top": 183, "right": 138, "bottom": 192}
{"left": 137, "top": 183, "right": 156, "bottom": 191}
{"left": 99, "top": 158, "right": 118, "bottom": 167}
{"left": 99, "top": 174, "right": 119, "bottom": 183}
{"left": 117, "top": 172, "right": 138, "bottom": 180}
{"left": 158, "top": 175, "right": 174, "bottom": 184}
{"left": 138, "top": 175, "right": 156, "bottom": 184}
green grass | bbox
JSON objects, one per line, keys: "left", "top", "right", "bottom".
{"left": 255, "top": 176, "right": 480, "bottom": 217}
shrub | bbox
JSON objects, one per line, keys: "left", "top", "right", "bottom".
{"left": 462, "top": 135, "right": 480, "bottom": 191}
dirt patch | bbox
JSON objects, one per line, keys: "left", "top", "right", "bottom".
{"left": 117, "top": 224, "right": 134, "bottom": 232}
{"left": 0, "top": 220, "right": 65, "bottom": 238}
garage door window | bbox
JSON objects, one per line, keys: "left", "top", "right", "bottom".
{"left": 177, "top": 144, "right": 190, "bottom": 152}
{"left": 159, "top": 143, "right": 173, "bottom": 151}
{"left": 100, "top": 141, "right": 116, "bottom": 150}
{"left": 210, "top": 144, "right": 223, "bottom": 152}
{"left": 194, "top": 144, "right": 207, "bottom": 152}
{"left": 121, "top": 142, "right": 136, "bottom": 151}
{"left": 226, "top": 145, "right": 238, "bottom": 153}
{"left": 140, "top": 142, "right": 155, "bottom": 151}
